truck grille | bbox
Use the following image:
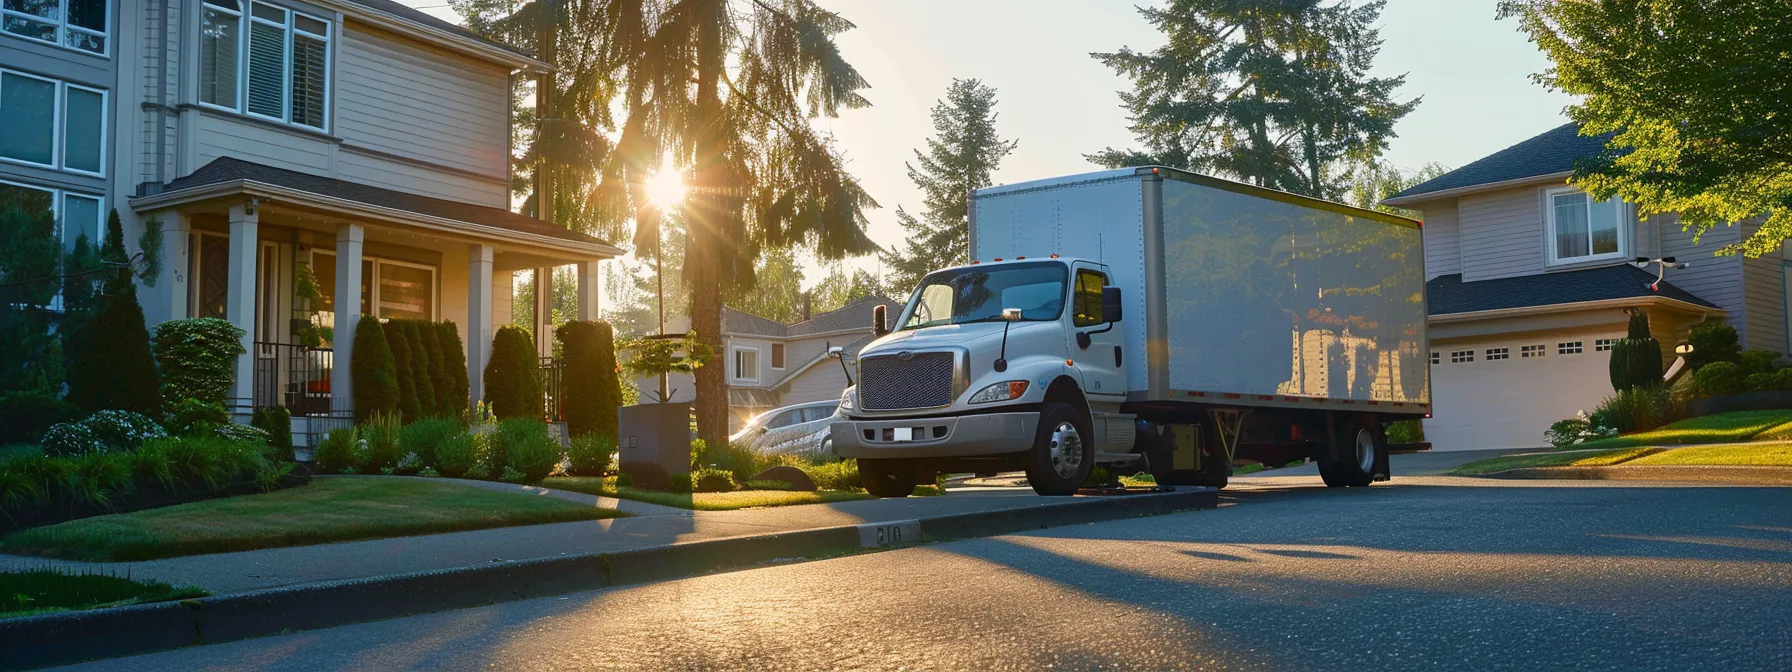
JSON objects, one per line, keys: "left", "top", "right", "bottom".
{"left": 858, "top": 352, "right": 957, "bottom": 410}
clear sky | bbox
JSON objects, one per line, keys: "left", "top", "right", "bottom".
{"left": 398, "top": 0, "right": 1575, "bottom": 288}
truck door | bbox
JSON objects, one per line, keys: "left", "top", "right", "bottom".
{"left": 1069, "top": 264, "right": 1126, "bottom": 400}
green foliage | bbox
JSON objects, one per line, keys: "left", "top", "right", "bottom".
{"left": 437, "top": 322, "right": 470, "bottom": 419}
{"left": 161, "top": 398, "right": 229, "bottom": 436}
{"left": 42, "top": 410, "right": 168, "bottom": 458}
{"left": 0, "top": 198, "right": 64, "bottom": 396}
{"left": 556, "top": 321, "right": 623, "bottom": 440}
{"left": 1385, "top": 419, "right": 1425, "bottom": 444}
{"left": 566, "top": 433, "right": 616, "bottom": 476}
{"left": 492, "top": 417, "right": 557, "bottom": 482}
{"left": 878, "top": 80, "right": 1019, "bottom": 289}
{"left": 1082, "top": 465, "right": 1113, "bottom": 487}
{"left": 1346, "top": 160, "right": 1452, "bottom": 218}
{"left": 0, "top": 391, "right": 77, "bottom": 444}
{"left": 744, "top": 479, "right": 793, "bottom": 491}
{"left": 1545, "top": 413, "right": 1617, "bottom": 448}
{"left": 1745, "top": 372, "right": 1779, "bottom": 392}
{"left": 1594, "top": 386, "right": 1675, "bottom": 434}
{"left": 726, "top": 247, "right": 811, "bottom": 323}
{"left": 483, "top": 325, "right": 542, "bottom": 420}
{"left": 795, "top": 458, "right": 860, "bottom": 492}
{"left": 250, "top": 407, "right": 293, "bottom": 462}
{"left": 1626, "top": 311, "right": 1650, "bottom": 340}
{"left": 614, "top": 471, "right": 634, "bottom": 488}
{"left": 0, "top": 568, "right": 205, "bottom": 618}
{"left": 399, "top": 417, "right": 461, "bottom": 469}
{"left": 1692, "top": 361, "right": 1748, "bottom": 397}
{"left": 691, "top": 467, "right": 737, "bottom": 493}
{"left": 383, "top": 320, "right": 422, "bottom": 423}
{"left": 359, "top": 413, "right": 404, "bottom": 474}
{"left": 619, "top": 332, "right": 715, "bottom": 380}
{"left": 1609, "top": 339, "right": 1664, "bottom": 392}
{"left": 0, "top": 433, "right": 288, "bottom": 516}
{"left": 213, "top": 423, "right": 270, "bottom": 446}
{"left": 1499, "top": 0, "right": 1792, "bottom": 258}
{"left": 150, "top": 318, "right": 246, "bottom": 408}
{"left": 313, "top": 427, "right": 359, "bottom": 475}
{"left": 1686, "top": 322, "right": 1741, "bottom": 371}
{"left": 433, "top": 431, "right": 478, "bottom": 479}
{"left": 1739, "top": 349, "right": 1780, "bottom": 376}
{"left": 350, "top": 317, "right": 399, "bottom": 422}
{"left": 400, "top": 321, "right": 437, "bottom": 419}
{"left": 1089, "top": 0, "right": 1417, "bottom": 200}
{"left": 808, "top": 263, "right": 886, "bottom": 314}
{"left": 66, "top": 210, "right": 162, "bottom": 418}
{"left": 667, "top": 472, "right": 693, "bottom": 494}
{"left": 417, "top": 322, "right": 449, "bottom": 417}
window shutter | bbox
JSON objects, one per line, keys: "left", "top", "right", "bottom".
{"left": 247, "top": 21, "right": 286, "bottom": 118}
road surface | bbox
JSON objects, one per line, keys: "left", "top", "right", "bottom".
{"left": 55, "top": 477, "right": 1792, "bottom": 671}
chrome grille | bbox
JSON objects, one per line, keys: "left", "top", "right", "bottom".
{"left": 858, "top": 352, "right": 956, "bottom": 410}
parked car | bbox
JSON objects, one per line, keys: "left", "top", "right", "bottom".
{"left": 730, "top": 400, "right": 841, "bottom": 457}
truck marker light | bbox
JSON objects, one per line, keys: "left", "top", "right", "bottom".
{"left": 971, "top": 260, "right": 980, "bottom": 264}
{"left": 1015, "top": 256, "right": 1026, "bottom": 260}
{"left": 993, "top": 257, "right": 1003, "bottom": 262}
{"left": 1290, "top": 425, "right": 1303, "bottom": 441}
{"left": 1065, "top": 359, "right": 1074, "bottom": 366}
{"left": 1050, "top": 254, "right": 1060, "bottom": 258}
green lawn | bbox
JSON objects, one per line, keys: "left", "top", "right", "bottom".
{"left": 0, "top": 477, "right": 622, "bottom": 562}
{"left": 1577, "top": 410, "right": 1792, "bottom": 449}
{"left": 1447, "top": 448, "right": 1661, "bottom": 476}
{"left": 542, "top": 477, "right": 873, "bottom": 511}
{"left": 1, "top": 569, "right": 205, "bottom": 619}
{"left": 1625, "top": 442, "right": 1792, "bottom": 466}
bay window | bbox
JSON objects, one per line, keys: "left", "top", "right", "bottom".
{"left": 0, "top": 67, "right": 104, "bottom": 176}
{"left": 1546, "top": 187, "right": 1625, "bottom": 265}
{"left": 2, "top": 0, "right": 108, "bottom": 56}
{"left": 198, "top": 0, "right": 331, "bottom": 131}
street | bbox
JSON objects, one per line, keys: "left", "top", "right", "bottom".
{"left": 56, "top": 476, "right": 1792, "bottom": 671}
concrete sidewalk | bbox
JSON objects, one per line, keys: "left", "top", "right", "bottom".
{"left": 0, "top": 478, "right": 1081, "bottom": 595}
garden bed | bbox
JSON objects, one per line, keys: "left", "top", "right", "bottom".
{"left": 541, "top": 476, "right": 872, "bottom": 511}
{"left": 0, "top": 477, "right": 623, "bottom": 562}
{"left": 0, "top": 569, "right": 205, "bottom": 619}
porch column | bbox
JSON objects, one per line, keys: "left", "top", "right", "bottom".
{"left": 467, "top": 244, "right": 495, "bottom": 412}
{"left": 331, "top": 224, "right": 365, "bottom": 417}
{"left": 534, "top": 266, "right": 553, "bottom": 357}
{"left": 225, "top": 202, "right": 259, "bottom": 414}
{"left": 576, "top": 261, "right": 600, "bottom": 322}
{"left": 145, "top": 210, "right": 191, "bottom": 324}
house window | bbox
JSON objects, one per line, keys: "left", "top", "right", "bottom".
{"left": 198, "top": 0, "right": 331, "bottom": 131}
{"left": 770, "top": 343, "right": 785, "bottom": 369}
{"left": 1486, "top": 348, "right": 1509, "bottom": 361}
{"left": 1521, "top": 345, "right": 1546, "bottom": 359}
{"left": 0, "top": 67, "right": 106, "bottom": 176}
{"left": 308, "top": 251, "right": 436, "bottom": 341}
{"left": 1595, "top": 338, "right": 1618, "bottom": 352}
{"left": 0, "top": 179, "right": 102, "bottom": 250}
{"left": 731, "top": 346, "right": 759, "bottom": 384}
{"left": 1, "top": 0, "right": 108, "bottom": 55}
{"left": 1558, "top": 341, "right": 1583, "bottom": 355}
{"left": 1430, "top": 351, "right": 1440, "bottom": 365}
{"left": 1450, "top": 350, "right": 1474, "bottom": 363}
{"left": 1546, "top": 187, "right": 1625, "bottom": 265}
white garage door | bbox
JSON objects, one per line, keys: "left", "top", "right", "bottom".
{"left": 1423, "top": 335, "right": 1621, "bottom": 451}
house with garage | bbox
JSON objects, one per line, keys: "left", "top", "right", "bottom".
{"left": 3, "top": 0, "right": 620, "bottom": 438}
{"left": 1384, "top": 122, "right": 1787, "bottom": 451}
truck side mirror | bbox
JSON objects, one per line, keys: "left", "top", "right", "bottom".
{"left": 1001, "top": 308, "right": 1023, "bottom": 321}
{"left": 1101, "top": 286, "right": 1123, "bottom": 322}
{"left": 827, "top": 346, "right": 844, "bottom": 359}
{"left": 872, "top": 304, "right": 889, "bottom": 336}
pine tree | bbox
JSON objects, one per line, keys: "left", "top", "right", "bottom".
{"left": 880, "top": 79, "right": 1018, "bottom": 292}
{"left": 66, "top": 210, "right": 161, "bottom": 416}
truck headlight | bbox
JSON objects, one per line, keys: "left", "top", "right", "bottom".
{"left": 969, "top": 380, "right": 1029, "bottom": 404}
{"left": 839, "top": 386, "right": 857, "bottom": 412}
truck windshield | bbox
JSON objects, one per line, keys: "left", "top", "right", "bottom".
{"left": 900, "top": 262, "right": 1067, "bottom": 330}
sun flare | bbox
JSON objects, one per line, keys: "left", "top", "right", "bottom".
{"left": 645, "top": 168, "right": 688, "bottom": 209}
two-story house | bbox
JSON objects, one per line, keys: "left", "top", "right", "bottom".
{"left": 2, "top": 0, "right": 620, "bottom": 438}
{"left": 1385, "top": 122, "right": 1786, "bottom": 451}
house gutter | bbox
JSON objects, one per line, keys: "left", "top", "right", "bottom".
{"left": 1430, "top": 295, "right": 1723, "bottom": 324}
{"left": 1382, "top": 171, "right": 1574, "bottom": 207}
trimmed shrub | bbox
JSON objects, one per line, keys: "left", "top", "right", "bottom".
{"left": 667, "top": 472, "right": 693, "bottom": 494}
{"left": 151, "top": 318, "right": 246, "bottom": 408}
{"left": 438, "top": 322, "right": 471, "bottom": 419}
{"left": 402, "top": 321, "right": 437, "bottom": 419}
{"left": 251, "top": 407, "right": 293, "bottom": 461}
{"left": 1544, "top": 412, "right": 1615, "bottom": 448}
{"left": 744, "top": 479, "right": 794, "bottom": 491}
{"left": 313, "top": 426, "right": 359, "bottom": 475}
{"left": 400, "top": 417, "right": 461, "bottom": 468}
{"left": 566, "top": 433, "right": 616, "bottom": 476}
{"left": 1686, "top": 321, "right": 1741, "bottom": 371}
{"left": 433, "top": 431, "right": 477, "bottom": 478}
{"left": 483, "top": 325, "right": 542, "bottom": 420}
{"left": 556, "top": 321, "right": 623, "bottom": 440}
{"left": 418, "top": 322, "right": 451, "bottom": 417}
{"left": 1609, "top": 339, "right": 1664, "bottom": 392}
{"left": 1692, "top": 361, "right": 1747, "bottom": 397}
{"left": 0, "top": 391, "right": 78, "bottom": 444}
{"left": 492, "top": 417, "right": 556, "bottom": 482}
{"left": 359, "top": 413, "right": 404, "bottom": 474}
{"left": 691, "top": 467, "right": 737, "bottom": 493}
{"left": 40, "top": 423, "right": 102, "bottom": 458}
{"left": 350, "top": 317, "right": 399, "bottom": 422}
{"left": 1739, "top": 349, "right": 1781, "bottom": 376}
{"left": 1594, "top": 386, "right": 1674, "bottom": 434}
{"left": 1746, "top": 372, "right": 1778, "bottom": 391}
{"left": 383, "top": 320, "right": 422, "bottom": 423}
{"left": 162, "top": 399, "right": 229, "bottom": 436}
{"left": 83, "top": 410, "right": 167, "bottom": 452}
{"left": 796, "top": 458, "right": 860, "bottom": 491}
{"left": 214, "top": 423, "right": 270, "bottom": 445}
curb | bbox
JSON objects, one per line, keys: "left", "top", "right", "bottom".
{"left": 0, "top": 488, "right": 1217, "bottom": 670}
{"left": 1479, "top": 465, "right": 1792, "bottom": 485}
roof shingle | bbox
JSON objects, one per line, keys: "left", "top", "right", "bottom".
{"left": 1388, "top": 123, "right": 1615, "bottom": 202}
{"left": 1427, "top": 265, "right": 1719, "bottom": 316}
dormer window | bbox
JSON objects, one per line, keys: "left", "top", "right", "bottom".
{"left": 198, "top": 0, "right": 331, "bottom": 131}
{"left": 1546, "top": 186, "right": 1626, "bottom": 265}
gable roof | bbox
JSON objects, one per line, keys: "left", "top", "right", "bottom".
{"left": 723, "top": 295, "right": 903, "bottom": 339}
{"left": 1384, "top": 123, "right": 1616, "bottom": 205}
{"left": 1427, "top": 265, "right": 1720, "bottom": 317}
{"left": 722, "top": 308, "right": 788, "bottom": 338}
{"left": 338, "top": 0, "right": 544, "bottom": 68}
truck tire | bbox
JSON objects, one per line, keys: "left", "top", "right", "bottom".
{"left": 1026, "top": 403, "right": 1094, "bottom": 496}
{"left": 859, "top": 458, "right": 918, "bottom": 498}
{"left": 1320, "top": 416, "right": 1384, "bottom": 488}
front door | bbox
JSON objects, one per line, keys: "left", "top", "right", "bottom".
{"left": 193, "top": 234, "right": 229, "bottom": 318}
{"left": 1068, "top": 263, "right": 1125, "bottom": 400}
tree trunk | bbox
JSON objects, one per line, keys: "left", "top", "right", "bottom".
{"left": 689, "top": 0, "right": 729, "bottom": 449}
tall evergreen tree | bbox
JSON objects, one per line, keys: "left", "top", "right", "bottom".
{"left": 1090, "top": 0, "right": 1418, "bottom": 199}
{"left": 879, "top": 79, "right": 1018, "bottom": 293}
{"left": 66, "top": 210, "right": 161, "bottom": 415}
{"left": 724, "top": 246, "right": 806, "bottom": 323}
{"left": 810, "top": 262, "right": 885, "bottom": 313}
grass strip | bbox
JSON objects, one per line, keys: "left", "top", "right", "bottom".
{"left": 0, "top": 477, "right": 621, "bottom": 562}
{"left": 1447, "top": 447, "right": 1660, "bottom": 476}
{"left": 0, "top": 569, "right": 206, "bottom": 619}
{"left": 1624, "top": 442, "right": 1792, "bottom": 466}
{"left": 542, "top": 476, "right": 873, "bottom": 511}
{"left": 1577, "top": 410, "right": 1792, "bottom": 449}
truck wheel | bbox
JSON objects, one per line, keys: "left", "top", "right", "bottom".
{"left": 1320, "top": 417, "right": 1383, "bottom": 488}
{"left": 1026, "top": 403, "right": 1093, "bottom": 496}
{"left": 859, "top": 458, "right": 918, "bottom": 498}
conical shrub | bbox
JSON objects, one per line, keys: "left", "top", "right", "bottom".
{"left": 351, "top": 317, "right": 399, "bottom": 422}
{"left": 557, "top": 320, "right": 622, "bottom": 440}
{"left": 438, "top": 321, "right": 470, "bottom": 420}
{"left": 383, "top": 320, "right": 422, "bottom": 422}
{"left": 484, "top": 325, "right": 541, "bottom": 420}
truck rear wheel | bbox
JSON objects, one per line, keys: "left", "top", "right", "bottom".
{"left": 1320, "top": 417, "right": 1383, "bottom": 488}
{"left": 1026, "top": 403, "right": 1093, "bottom": 496}
{"left": 859, "top": 458, "right": 919, "bottom": 498}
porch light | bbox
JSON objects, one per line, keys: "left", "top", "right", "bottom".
{"left": 1675, "top": 341, "right": 1694, "bottom": 355}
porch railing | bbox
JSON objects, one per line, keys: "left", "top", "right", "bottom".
{"left": 540, "top": 356, "right": 564, "bottom": 422}
{"left": 253, "top": 341, "right": 334, "bottom": 417}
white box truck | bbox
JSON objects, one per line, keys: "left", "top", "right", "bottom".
{"left": 830, "top": 166, "right": 1430, "bottom": 496}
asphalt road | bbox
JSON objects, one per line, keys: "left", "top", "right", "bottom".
{"left": 54, "top": 478, "right": 1792, "bottom": 671}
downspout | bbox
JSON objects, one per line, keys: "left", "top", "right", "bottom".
{"left": 154, "top": 0, "right": 172, "bottom": 187}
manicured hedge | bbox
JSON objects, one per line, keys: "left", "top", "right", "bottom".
{"left": 351, "top": 317, "right": 399, "bottom": 422}
{"left": 151, "top": 318, "right": 246, "bottom": 408}
{"left": 556, "top": 320, "right": 622, "bottom": 440}
{"left": 483, "top": 325, "right": 541, "bottom": 420}
{"left": 402, "top": 320, "right": 437, "bottom": 419}
{"left": 383, "top": 320, "right": 422, "bottom": 422}
{"left": 438, "top": 321, "right": 471, "bottom": 419}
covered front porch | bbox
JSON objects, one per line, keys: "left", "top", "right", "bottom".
{"left": 129, "top": 158, "right": 621, "bottom": 437}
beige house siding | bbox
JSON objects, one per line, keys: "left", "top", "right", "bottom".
{"left": 1419, "top": 200, "right": 1460, "bottom": 279}
{"left": 192, "top": 113, "right": 333, "bottom": 174}
{"left": 782, "top": 363, "right": 849, "bottom": 407}
{"left": 336, "top": 148, "right": 509, "bottom": 205}
{"left": 333, "top": 24, "right": 511, "bottom": 187}
{"left": 1740, "top": 222, "right": 1787, "bottom": 353}
{"left": 1458, "top": 185, "right": 1549, "bottom": 282}
{"left": 1658, "top": 212, "right": 1745, "bottom": 332}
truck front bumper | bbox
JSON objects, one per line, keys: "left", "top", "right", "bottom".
{"left": 831, "top": 412, "right": 1039, "bottom": 459}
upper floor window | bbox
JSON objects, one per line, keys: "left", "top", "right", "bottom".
{"left": 0, "top": 67, "right": 106, "bottom": 176}
{"left": 2, "top": 0, "right": 108, "bottom": 56}
{"left": 199, "top": 0, "right": 331, "bottom": 131}
{"left": 731, "top": 346, "right": 759, "bottom": 384}
{"left": 1546, "top": 187, "right": 1625, "bottom": 265}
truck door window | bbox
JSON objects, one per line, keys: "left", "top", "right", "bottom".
{"left": 1073, "top": 270, "right": 1107, "bottom": 327}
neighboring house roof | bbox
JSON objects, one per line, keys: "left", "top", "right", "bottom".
{"left": 1384, "top": 123, "right": 1616, "bottom": 205}
{"left": 145, "top": 157, "right": 614, "bottom": 251}
{"left": 721, "top": 308, "right": 788, "bottom": 338}
{"left": 722, "top": 295, "right": 903, "bottom": 339}
{"left": 1427, "top": 265, "right": 1721, "bottom": 317}
{"left": 335, "top": 0, "right": 548, "bottom": 70}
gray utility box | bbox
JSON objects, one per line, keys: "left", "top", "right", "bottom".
{"left": 617, "top": 402, "right": 691, "bottom": 489}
